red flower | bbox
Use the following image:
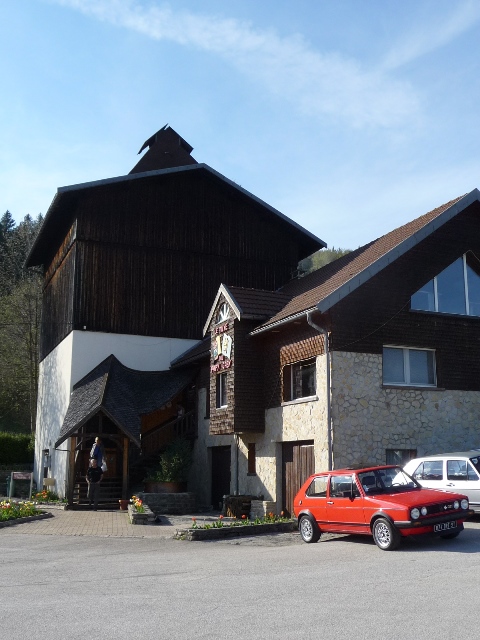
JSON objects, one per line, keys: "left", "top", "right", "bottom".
{"left": 242, "top": 514, "right": 246, "bottom": 519}
{"left": 219, "top": 515, "right": 224, "bottom": 519}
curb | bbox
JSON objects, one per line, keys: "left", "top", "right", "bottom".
{"left": 176, "top": 521, "right": 296, "bottom": 541}
{"left": 0, "top": 511, "right": 54, "bottom": 529}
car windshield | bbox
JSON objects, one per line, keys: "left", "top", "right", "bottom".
{"left": 358, "top": 467, "right": 419, "bottom": 495}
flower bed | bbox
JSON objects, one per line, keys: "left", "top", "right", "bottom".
{"left": 0, "top": 499, "right": 52, "bottom": 528}
{"left": 127, "top": 495, "right": 155, "bottom": 525}
{"left": 176, "top": 514, "right": 296, "bottom": 541}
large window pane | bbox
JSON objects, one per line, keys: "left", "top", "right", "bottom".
{"left": 409, "top": 349, "right": 435, "bottom": 385}
{"left": 466, "top": 261, "right": 480, "bottom": 317}
{"left": 411, "top": 280, "right": 435, "bottom": 311}
{"left": 436, "top": 258, "right": 466, "bottom": 314}
{"left": 383, "top": 348, "right": 405, "bottom": 383}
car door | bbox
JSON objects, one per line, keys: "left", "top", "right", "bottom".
{"left": 303, "top": 475, "right": 328, "bottom": 526}
{"left": 325, "top": 474, "right": 368, "bottom": 534}
{"left": 444, "top": 459, "right": 480, "bottom": 509}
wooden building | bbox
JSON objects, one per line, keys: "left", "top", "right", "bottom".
{"left": 26, "top": 125, "right": 325, "bottom": 502}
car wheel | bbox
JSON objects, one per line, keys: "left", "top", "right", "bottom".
{"left": 441, "top": 531, "right": 460, "bottom": 540}
{"left": 299, "top": 515, "right": 321, "bottom": 543}
{"left": 372, "top": 517, "right": 401, "bottom": 551}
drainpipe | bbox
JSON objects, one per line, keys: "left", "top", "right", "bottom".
{"left": 234, "top": 434, "right": 239, "bottom": 495}
{"left": 306, "top": 312, "right": 332, "bottom": 471}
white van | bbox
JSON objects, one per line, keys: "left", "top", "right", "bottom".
{"left": 404, "top": 450, "right": 480, "bottom": 513}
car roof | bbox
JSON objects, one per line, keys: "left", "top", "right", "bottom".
{"left": 312, "top": 465, "right": 399, "bottom": 476}
{"left": 416, "top": 450, "right": 480, "bottom": 459}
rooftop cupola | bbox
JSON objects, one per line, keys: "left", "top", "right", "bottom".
{"left": 129, "top": 124, "right": 198, "bottom": 174}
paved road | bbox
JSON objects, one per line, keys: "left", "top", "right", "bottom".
{"left": 2, "top": 510, "right": 480, "bottom": 640}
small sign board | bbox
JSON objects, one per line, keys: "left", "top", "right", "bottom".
{"left": 9, "top": 471, "right": 34, "bottom": 500}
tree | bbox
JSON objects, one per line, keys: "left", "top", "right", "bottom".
{"left": 0, "top": 212, "right": 43, "bottom": 433}
{"left": 299, "top": 247, "right": 352, "bottom": 275}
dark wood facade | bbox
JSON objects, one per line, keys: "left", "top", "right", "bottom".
{"left": 327, "top": 200, "right": 480, "bottom": 390}
{"left": 33, "top": 167, "right": 321, "bottom": 360}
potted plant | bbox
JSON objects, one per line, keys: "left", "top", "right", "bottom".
{"left": 144, "top": 438, "right": 193, "bottom": 493}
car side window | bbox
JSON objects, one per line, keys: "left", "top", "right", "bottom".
{"left": 447, "top": 460, "right": 468, "bottom": 481}
{"left": 306, "top": 476, "right": 327, "bottom": 497}
{"left": 422, "top": 460, "right": 443, "bottom": 480}
{"left": 329, "top": 475, "right": 360, "bottom": 498}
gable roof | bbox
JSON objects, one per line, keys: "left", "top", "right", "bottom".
{"left": 202, "top": 284, "right": 291, "bottom": 335}
{"left": 26, "top": 163, "right": 324, "bottom": 269}
{"left": 251, "top": 189, "right": 480, "bottom": 334}
{"left": 55, "top": 355, "right": 194, "bottom": 448}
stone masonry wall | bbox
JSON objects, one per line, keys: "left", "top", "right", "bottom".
{"left": 331, "top": 351, "right": 480, "bottom": 469}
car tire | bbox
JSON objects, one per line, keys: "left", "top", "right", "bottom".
{"left": 298, "top": 515, "right": 321, "bottom": 543}
{"left": 440, "top": 531, "right": 460, "bottom": 540}
{"left": 372, "top": 517, "right": 401, "bottom": 551}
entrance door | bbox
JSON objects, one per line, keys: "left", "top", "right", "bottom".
{"left": 211, "top": 446, "right": 231, "bottom": 510}
{"left": 282, "top": 441, "right": 315, "bottom": 517}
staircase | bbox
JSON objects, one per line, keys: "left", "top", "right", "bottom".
{"left": 72, "top": 477, "right": 123, "bottom": 507}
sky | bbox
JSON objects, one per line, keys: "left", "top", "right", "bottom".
{"left": 1, "top": 0, "right": 480, "bottom": 251}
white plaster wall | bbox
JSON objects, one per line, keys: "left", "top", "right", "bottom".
{"left": 331, "top": 351, "right": 480, "bottom": 469}
{"left": 34, "top": 333, "right": 74, "bottom": 494}
{"left": 34, "top": 330, "right": 199, "bottom": 497}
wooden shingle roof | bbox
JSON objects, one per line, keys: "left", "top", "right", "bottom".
{"left": 55, "top": 355, "right": 194, "bottom": 448}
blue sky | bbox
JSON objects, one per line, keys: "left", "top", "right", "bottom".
{"left": 1, "top": 0, "right": 480, "bottom": 250}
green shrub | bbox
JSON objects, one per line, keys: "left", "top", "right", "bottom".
{"left": 0, "top": 432, "right": 34, "bottom": 465}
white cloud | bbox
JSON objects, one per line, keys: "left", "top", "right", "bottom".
{"left": 382, "top": 0, "right": 480, "bottom": 70}
{"left": 51, "top": 0, "right": 420, "bottom": 129}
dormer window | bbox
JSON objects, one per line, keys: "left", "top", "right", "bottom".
{"left": 411, "top": 253, "right": 480, "bottom": 317}
{"left": 217, "top": 303, "right": 230, "bottom": 324}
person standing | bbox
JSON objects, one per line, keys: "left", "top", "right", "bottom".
{"left": 86, "top": 458, "right": 103, "bottom": 510}
{"left": 90, "top": 437, "right": 106, "bottom": 469}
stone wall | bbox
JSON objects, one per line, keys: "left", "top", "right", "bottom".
{"left": 331, "top": 351, "right": 480, "bottom": 468}
{"left": 139, "top": 491, "right": 196, "bottom": 515}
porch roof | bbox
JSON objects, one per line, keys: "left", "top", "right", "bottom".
{"left": 55, "top": 355, "right": 194, "bottom": 448}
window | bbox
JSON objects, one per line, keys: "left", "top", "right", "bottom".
{"left": 386, "top": 449, "right": 417, "bottom": 466}
{"left": 216, "top": 373, "right": 227, "bottom": 408}
{"left": 383, "top": 347, "right": 436, "bottom": 387}
{"left": 247, "top": 443, "right": 256, "bottom": 475}
{"left": 283, "top": 358, "right": 316, "bottom": 402}
{"left": 329, "top": 475, "right": 360, "bottom": 498}
{"left": 306, "top": 476, "right": 328, "bottom": 497}
{"left": 411, "top": 460, "right": 443, "bottom": 481}
{"left": 217, "top": 303, "right": 230, "bottom": 323}
{"left": 411, "top": 253, "right": 480, "bottom": 317}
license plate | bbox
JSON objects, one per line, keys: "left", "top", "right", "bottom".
{"left": 434, "top": 521, "right": 457, "bottom": 532}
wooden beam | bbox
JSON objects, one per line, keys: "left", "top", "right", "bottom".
{"left": 122, "top": 437, "right": 129, "bottom": 499}
{"left": 67, "top": 436, "right": 76, "bottom": 505}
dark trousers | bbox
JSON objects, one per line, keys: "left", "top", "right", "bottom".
{"left": 87, "top": 482, "right": 100, "bottom": 508}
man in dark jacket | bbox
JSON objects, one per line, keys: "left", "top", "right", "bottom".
{"left": 86, "top": 458, "right": 103, "bottom": 510}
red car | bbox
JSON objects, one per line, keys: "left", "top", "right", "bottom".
{"left": 293, "top": 465, "right": 473, "bottom": 550}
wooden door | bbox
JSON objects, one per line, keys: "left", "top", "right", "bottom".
{"left": 282, "top": 441, "right": 315, "bottom": 517}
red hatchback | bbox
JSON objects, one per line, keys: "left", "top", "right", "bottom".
{"left": 293, "top": 465, "right": 473, "bottom": 550}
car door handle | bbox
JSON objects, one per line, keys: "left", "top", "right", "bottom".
{"left": 327, "top": 501, "right": 334, "bottom": 504}
{"left": 446, "top": 483, "right": 455, "bottom": 486}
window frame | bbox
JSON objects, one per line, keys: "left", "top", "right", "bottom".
{"left": 382, "top": 345, "right": 437, "bottom": 388}
{"left": 216, "top": 372, "right": 228, "bottom": 408}
{"left": 282, "top": 358, "right": 317, "bottom": 403}
{"left": 411, "top": 253, "right": 480, "bottom": 317}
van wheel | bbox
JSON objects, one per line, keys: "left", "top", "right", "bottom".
{"left": 372, "top": 517, "right": 401, "bottom": 550}
{"left": 299, "top": 515, "right": 321, "bottom": 543}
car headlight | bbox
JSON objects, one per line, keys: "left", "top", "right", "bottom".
{"left": 453, "top": 500, "right": 459, "bottom": 510}
{"left": 461, "top": 499, "right": 469, "bottom": 510}
{"left": 420, "top": 507, "right": 428, "bottom": 516}
{"left": 411, "top": 508, "right": 420, "bottom": 520}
